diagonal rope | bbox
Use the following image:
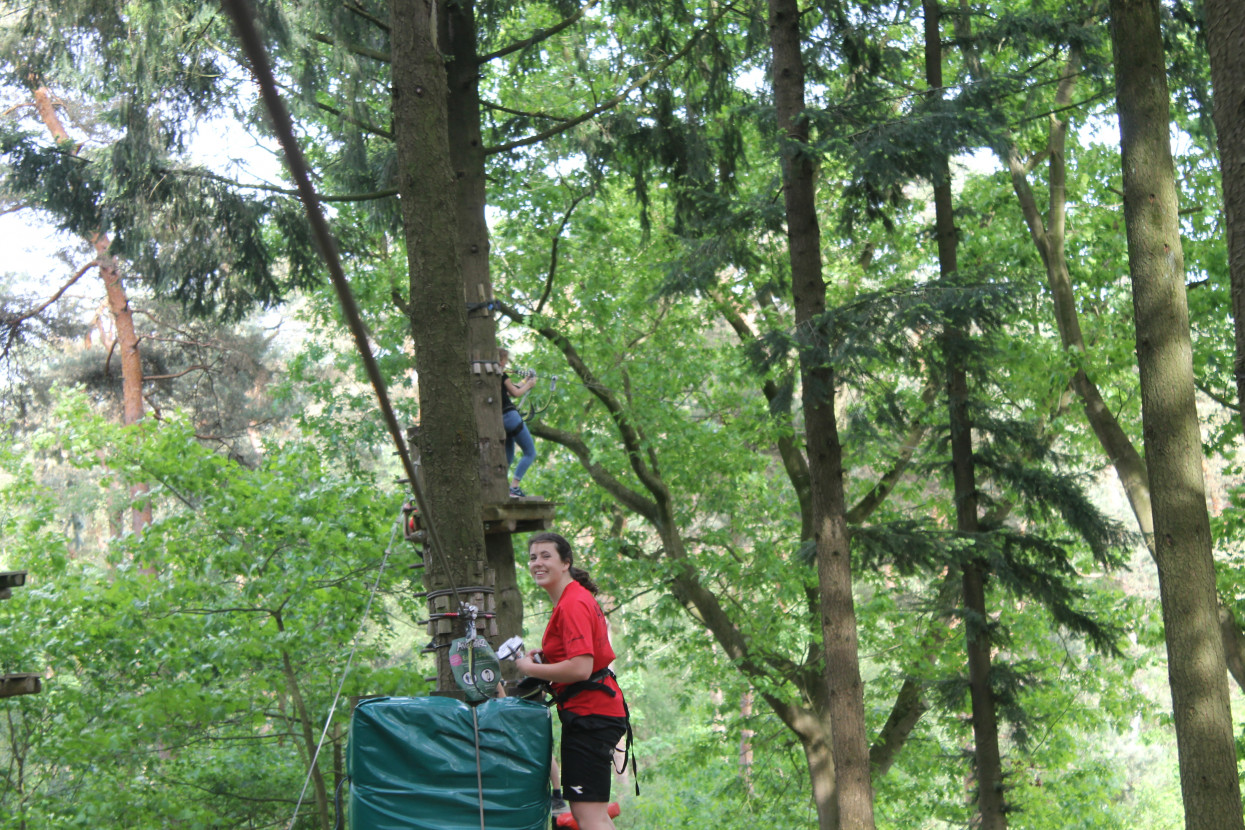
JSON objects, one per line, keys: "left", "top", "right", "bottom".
{"left": 218, "top": 0, "right": 455, "bottom": 590}
{"left": 220, "top": 0, "right": 475, "bottom": 654}
{"left": 216, "top": 8, "right": 486, "bottom": 827}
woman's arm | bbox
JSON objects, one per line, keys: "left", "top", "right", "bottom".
{"left": 503, "top": 374, "right": 537, "bottom": 397}
{"left": 514, "top": 652, "right": 593, "bottom": 684}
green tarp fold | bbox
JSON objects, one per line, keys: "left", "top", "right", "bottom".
{"left": 347, "top": 696, "right": 552, "bottom": 830}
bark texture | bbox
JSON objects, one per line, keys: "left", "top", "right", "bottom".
{"left": 31, "top": 83, "right": 152, "bottom": 537}
{"left": 1205, "top": 0, "right": 1245, "bottom": 438}
{"left": 924, "top": 6, "right": 1006, "bottom": 825}
{"left": 440, "top": 0, "right": 523, "bottom": 671}
{"left": 769, "top": 1, "right": 876, "bottom": 827}
{"left": 390, "top": 0, "right": 490, "bottom": 692}
{"left": 1109, "top": 2, "right": 1245, "bottom": 827}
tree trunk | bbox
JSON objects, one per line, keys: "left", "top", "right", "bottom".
{"left": 30, "top": 83, "right": 152, "bottom": 537}
{"left": 275, "top": 618, "right": 331, "bottom": 830}
{"left": 740, "top": 690, "right": 756, "bottom": 795}
{"left": 924, "top": 5, "right": 1008, "bottom": 825}
{"left": 986, "top": 21, "right": 1245, "bottom": 697}
{"left": 1109, "top": 2, "right": 1245, "bottom": 827}
{"left": 768, "top": 2, "right": 876, "bottom": 828}
{"left": 390, "top": 0, "right": 490, "bottom": 691}
{"left": 440, "top": 0, "right": 523, "bottom": 666}
{"left": 791, "top": 706, "right": 840, "bottom": 830}
{"left": 1205, "top": 0, "right": 1245, "bottom": 437}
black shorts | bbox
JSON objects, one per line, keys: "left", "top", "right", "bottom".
{"left": 558, "top": 712, "right": 627, "bottom": 803}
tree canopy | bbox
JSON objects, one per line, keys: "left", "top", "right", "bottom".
{"left": 2, "top": 0, "right": 1244, "bottom": 828}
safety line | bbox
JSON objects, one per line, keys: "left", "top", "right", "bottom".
{"left": 219, "top": 0, "right": 457, "bottom": 601}
{"left": 285, "top": 512, "right": 402, "bottom": 830}
{"left": 471, "top": 706, "right": 486, "bottom": 830}
{"left": 221, "top": 0, "right": 482, "bottom": 649}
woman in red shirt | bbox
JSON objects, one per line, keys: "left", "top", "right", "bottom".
{"left": 515, "top": 532, "right": 629, "bottom": 830}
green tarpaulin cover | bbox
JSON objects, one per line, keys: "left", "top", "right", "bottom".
{"left": 347, "top": 696, "right": 552, "bottom": 830}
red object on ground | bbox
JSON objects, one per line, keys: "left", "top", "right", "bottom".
{"left": 555, "top": 802, "right": 621, "bottom": 828}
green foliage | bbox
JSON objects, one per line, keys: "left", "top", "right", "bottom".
{"left": 2, "top": 0, "right": 1237, "bottom": 826}
{"left": 0, "top": 396, "right": 428, "bottom": 828}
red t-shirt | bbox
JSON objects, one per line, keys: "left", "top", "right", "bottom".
{"left": 542, "top": 580, "right": 626, "bottom": 718}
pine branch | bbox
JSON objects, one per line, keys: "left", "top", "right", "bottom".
{"left": 343, "top": 0, "right": 389, "bottom": 32}
{"left": 482, "top": 100, "right": 573, "bottom": 124}
{"left": 485, "top": 1, "right": 737, "bottom": 156}
{"left": 1013, "top": 91, "right": 1111, "bottom": 127}
{"left": 143, "top": 365, "right": 211, "bottom": 381}
{"left": 273, "top": 78, "right": 395, "bottom": 139}
{"left": 1, "top": 260, "right": 96, "bottom": 358}
{"left": 478, "top": 0, "right": 603, "bottom": 64}
{"left": 311, "top": 32, "right": 390, "bottom": 64}
{"left": 153, "top": 165, "right": 397, "bottom": 202}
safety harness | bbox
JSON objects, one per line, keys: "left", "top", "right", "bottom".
{"left": 501, "top": 638, "right": 639, "bottom": 795}
{"left": 550, "top": 668, "right": 639, "bottom": 796}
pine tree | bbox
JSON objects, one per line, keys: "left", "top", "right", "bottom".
{"left": 768, "top": 0, "right": 875, "bottom": 825}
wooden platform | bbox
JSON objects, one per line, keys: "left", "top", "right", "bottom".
{"left": 1, "top": 571, "right": 43, "bottom": 697}
{"left": 405, "top": 500, "right": 556, "bottom": 541}
{"left": 0, "top": 673, "right": 41, "bottom": 699}
{"left": 0, "top": 570, "right": 27, "bottom": 601}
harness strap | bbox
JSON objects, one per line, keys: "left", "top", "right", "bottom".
{"left": 553, "top": 667, "right": 617, "bottom": 706}
{"left": 554, "top": 669, "right": 640, "bottom": 797}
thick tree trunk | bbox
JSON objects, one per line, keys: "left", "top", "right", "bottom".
{"left": 1109, "top": 2, "right": 1245, "bottom": 827}
{"left": 440, "top": 0, "right": 523, "bottom": 666}
{"left": 992, "top": 32, "right": 1245, "bottom": 696}
{"left": 390, "top": 0, "right": 490, "bottom": 691}
{"left": 30, "top": 83, "right": 151, "bottom": 536}
{"left": 925, "top": 5, "right": 1007, "bottom": 826}
{"left": 768, "top": 2, "right": 875, "bottom": 828}
{"left": 1203, "top": 0, "right": 1245, "bottom": 692}
{"left": 1205, "top": 0, "right": 1245, "bottom": 438}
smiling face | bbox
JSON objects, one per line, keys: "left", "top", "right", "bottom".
{"left": 528, "top": 540, "right": 570, "bottom": 593}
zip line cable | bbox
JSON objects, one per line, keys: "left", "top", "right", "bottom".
{"left": 220, "top": 0, "right": 470, "bottom": 618}
{"left": 218, "top": 2, "right": 489, "bottom": 824}
{"left": 285, "top": 512, "right": 401, "bottom": 830}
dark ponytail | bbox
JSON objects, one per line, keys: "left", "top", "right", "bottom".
{"left": 569, "top": 565, "right": 599, "bottom": 595}
{"left": 529, "top": 532, "right": 599, "bottom": 594}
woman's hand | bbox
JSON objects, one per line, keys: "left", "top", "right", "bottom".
{"left": 514, "top": 653, "right": 539, "bottom": 676}
{"left": 515, "top": 648, "right": 545, "bottom": 676}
